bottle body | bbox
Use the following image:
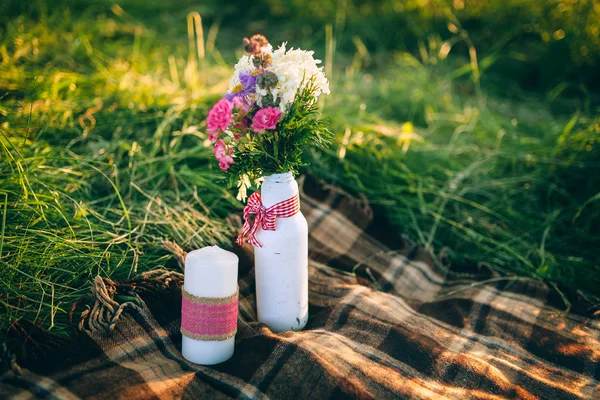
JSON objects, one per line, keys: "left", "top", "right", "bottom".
{"left": 254, "top": 172, "right": 309, "bottom": 332}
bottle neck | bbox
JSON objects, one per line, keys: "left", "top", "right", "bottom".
{"left": 263, "top": 172, "right": 294, "bottom": 184}
{"left": 260, "top": 172, "right": 299, "bottom": 208}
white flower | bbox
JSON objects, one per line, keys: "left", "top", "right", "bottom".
{"left": 260, "top": 43, "right": 273, "bottom": 54}
{"left": 227, "top": 55, "right": 254, "bottom": 93}
{"left": 227, "top": 42, "right": 330, "bottom": 113}
{"left": 264, "top": 43, "right": 330, "bottom": 112}
{"left": 236, "top": 174, "right": 252, "bottom": 202}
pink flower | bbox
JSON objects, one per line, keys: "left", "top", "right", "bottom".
{"left": 252, "top": 106, "right": 282, "bottom": 133}
{"left": 207, "top": 99, "right": 233, "bottom": 140}
{"left": 231, "top": 97, "right": 243, "bottom": 109}
{"left": 214, "top": 140, "right": 234, "bottom": 172}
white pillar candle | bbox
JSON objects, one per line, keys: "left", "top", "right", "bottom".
{"left": 181, "top": 246, "right": 239, "bottom": 365}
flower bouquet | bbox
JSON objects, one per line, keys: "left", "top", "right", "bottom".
{"left": 206, "top": 34, "right": 331, "bottom": 200}
{"left": 206, "top": 34, "right": 331, "bottom": 332}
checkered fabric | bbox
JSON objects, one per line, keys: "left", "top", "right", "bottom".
{"left": 1, "top": 176, "right": 599, "bottom": 399}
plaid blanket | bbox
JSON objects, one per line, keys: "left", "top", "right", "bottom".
{"left": 1, "top": 175, "right": 599, "bottom": 399}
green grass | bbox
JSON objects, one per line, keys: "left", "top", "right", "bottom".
{"left": 0, "top": 1, "right": 240, "bottom": 339}
{"left": 1, "top": 0, "right": 599, "bottom": 345}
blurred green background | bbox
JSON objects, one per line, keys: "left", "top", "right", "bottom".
{"left": 1, "top": 0, "right": 599, "bottom": 344}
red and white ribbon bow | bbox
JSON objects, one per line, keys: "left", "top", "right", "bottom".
{"left": 236, "top": 192, "right": 300, "bottom": 248}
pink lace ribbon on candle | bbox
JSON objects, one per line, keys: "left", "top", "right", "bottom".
{"left": 237, "top": 192, "right": 300, "bottom": 248}
{"left": 180, "top": 288, "right": 239, "bottom": 341}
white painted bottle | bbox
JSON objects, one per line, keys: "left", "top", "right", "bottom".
{"left": 254, "top": 172, "right": 309, "bottom": 332}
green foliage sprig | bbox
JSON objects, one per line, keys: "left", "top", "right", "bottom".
{"left": 225, "top": 80, "right": 332, "bottom": 194}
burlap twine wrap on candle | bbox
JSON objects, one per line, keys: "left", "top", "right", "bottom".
{"left": 180, "top": 287, "right": 239, "bottom": 341}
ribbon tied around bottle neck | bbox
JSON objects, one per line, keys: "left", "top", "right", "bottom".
{"left": 236, "top": 191, "right": 300, "bottom": 248}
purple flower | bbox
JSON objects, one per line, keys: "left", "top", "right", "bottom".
{"left": 225, "top": 71, "right": 259, "bottom": 103}
{"left": 239, "top": 72, "right": 258, "bottom": 92}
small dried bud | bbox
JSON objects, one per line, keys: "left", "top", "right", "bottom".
{"left": 252, "top": 54, "right": 261, "bottom": 68}
{"left": 242, "top": 38, "right": 254, "bottom": 54}
{"left": 257, "top": 71, "right": 278, "bottom": 89}
{"left": 260, "top": 93, "right": 280, "bottom": 108}
{"left": 242, "top": 34, "right": 269, "bottom": 54}
{"left": 252, "top": 52, "right": 272, "bottom": 69}
{"left": 252, "top": 34, "right": 269, "bottom": 47}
